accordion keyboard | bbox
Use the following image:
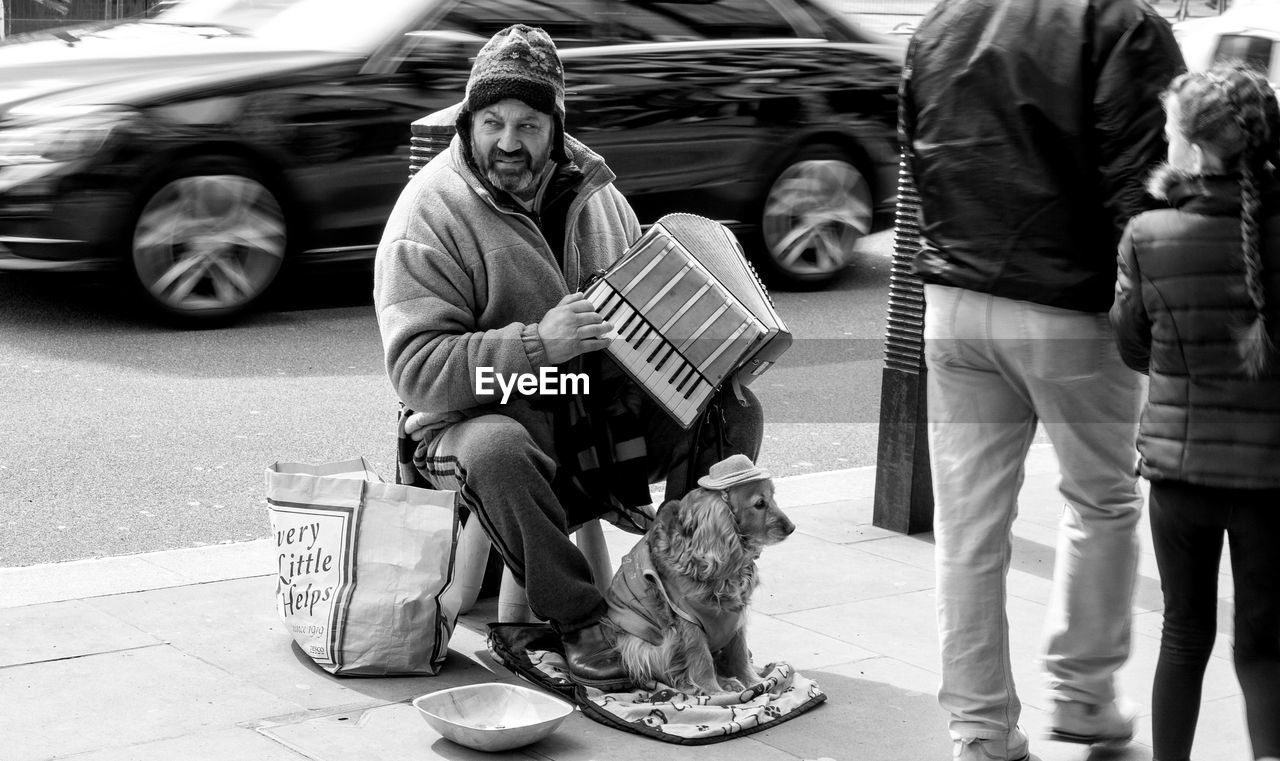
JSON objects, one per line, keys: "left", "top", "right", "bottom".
{"left": 584, "top": 231, "right": 765, "bottom": 428}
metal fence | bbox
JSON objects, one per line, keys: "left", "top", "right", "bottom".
{"left": 2, "top": 0, "right": 159, "bottom": 38}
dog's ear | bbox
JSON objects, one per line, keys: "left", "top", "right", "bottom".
{"left": 675, "top": 488, "right": 748, "bottom": 581}
{"left": 654, "top": 498, "right": 681, "bottom": 532}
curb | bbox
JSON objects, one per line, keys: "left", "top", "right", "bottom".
{"left": 3, "top": 443, "right": 1063, "bottom": 609}
{"left": 0, "top": 464, "right": 879, "bottom": 609}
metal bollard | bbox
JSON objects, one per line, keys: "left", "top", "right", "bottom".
{"left": 871, "top": 156, "right": 934, "bottom": 534}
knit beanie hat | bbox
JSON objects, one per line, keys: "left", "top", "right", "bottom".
{"left": 459, "top": 24, "right": 567, "bottom": 161}
{"left": 465, "top": 24, "right": 565, "bottom": 119}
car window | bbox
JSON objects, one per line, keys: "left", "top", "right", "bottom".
{"left": 606, "top": 0, "right": 802, "bottom": 42}
{"left": 144, "top": 0, "right": 433, "bottom": 51}
{"left": 432, "top": 0, "right": 600, "bottom": 48}
{"left": 1212, "top": 34, "right": 1275, "bottom": 79}
{"left": 790, "top": 0, "right": 872, "bottom": 43}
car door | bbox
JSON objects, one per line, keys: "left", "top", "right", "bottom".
{"left": 565, "top": 0, "right": 813, "bottom": 226}
{"left": 288, "top": 0, "right": 603, "bottom": 257}
{"left": 273, "top": 0, "right": 468, "bottom": 256}
{"left": 278, "top": 69, "right": 452, "bottom": 255}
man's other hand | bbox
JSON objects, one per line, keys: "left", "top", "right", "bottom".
{"left": 538, "top": 292, "right": 614, "bottom": 365}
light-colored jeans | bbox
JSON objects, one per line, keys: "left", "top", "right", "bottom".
{"left": 923, "top": 284, "right": 1145, "bottom": 741}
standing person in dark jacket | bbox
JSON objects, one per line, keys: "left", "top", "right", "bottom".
{"left": 1111, "top": 62, "right": 1280, "bottom": 761}
{"left": 899, "top": 1, "right": 1185, "bottom": 758}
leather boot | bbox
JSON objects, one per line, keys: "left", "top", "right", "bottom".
{"left": 560, "top": 622, "right": 631, "bottom": 691}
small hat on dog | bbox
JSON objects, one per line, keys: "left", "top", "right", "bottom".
{"left": 697, "top": 454, "right": 772, "bottom": 490}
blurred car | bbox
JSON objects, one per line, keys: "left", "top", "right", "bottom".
{"left": 1173, "top": 1, "right": 1280, "bottom": 91}
{"left": 0, "top": 0, "right": 905, "bottom": 325}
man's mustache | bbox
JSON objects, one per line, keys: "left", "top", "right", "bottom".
{"left": 488, "top": 147, "right": 531, "bottom": 168}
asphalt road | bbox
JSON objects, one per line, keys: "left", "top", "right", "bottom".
{"left": 0, "top": 230, "right": 893, "bottom": 567}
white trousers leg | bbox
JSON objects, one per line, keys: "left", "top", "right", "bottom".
{"left": 924, "top": 285, "right": 1144, "bottom": 739}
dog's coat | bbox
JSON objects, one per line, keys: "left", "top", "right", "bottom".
{"left": 603, "top": 477, "right": 794, "bottom": 695}
{"left": 606, "top": 540, "right": 747, "bottom": 652}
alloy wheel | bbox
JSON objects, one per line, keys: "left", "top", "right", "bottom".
{"left": 761, "top": 157, "right": 872, "bottom": 282}
{"left": 132, "top": 173, "right": 286, "bottom": 319}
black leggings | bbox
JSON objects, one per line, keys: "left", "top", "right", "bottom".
{"left": 1149, "top": 480, "right": 1280, "bottom": 761}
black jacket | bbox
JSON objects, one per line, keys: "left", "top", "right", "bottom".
{"left": 900, "top": 0, "right": 1185, "bottom": 312}
{"left": 1111, "top": 172, "right": 1280, "bottom": 489}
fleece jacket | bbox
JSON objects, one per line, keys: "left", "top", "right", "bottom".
{"left": 373, "top": 132, "right": 641, "bottom": 446}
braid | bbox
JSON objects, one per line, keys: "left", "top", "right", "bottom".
{"left": 1227, "top": 68, "right": 1278, "bottom": 376}
{"left": 1168, "top": 62, "right": 1280, "bottom": 376}
{"left": 1238, "top": 158, "right": 1271, "bottom": 376}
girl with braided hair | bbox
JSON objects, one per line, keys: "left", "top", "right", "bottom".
{"left": 1111, "top": 60, "right": 1280, "bottom": 761}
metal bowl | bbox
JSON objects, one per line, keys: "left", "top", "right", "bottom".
{"left": 413, "top": 683, "right": 573, "bottom": 752}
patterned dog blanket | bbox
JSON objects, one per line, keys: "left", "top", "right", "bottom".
{"left": 486, "top": 623, "right": 826, "bottom": 745}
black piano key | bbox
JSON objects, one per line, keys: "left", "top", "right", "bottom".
{"left": 672, "top": 368, "right": 688, "bottom": 393}
{"left": 615, "top": 311, "right": 638, "bottom": 336}
{"left": 672, "top": 363, "right": 695, "bottom": 391}
{"left": 670, "top": 365, "right": 691, "bottom": 396}
{"left": 600, "top": 293, "right": 624, "bottom": 322}
{"left": 625, "top": 318, "right": 647, "bottom": 343}
{"left": 654, "top": 346, "right": 675, "bottom": 373}
{"left": 683, "top": 378, "right": 709, "bottom": 401}
{"left": 646, "top": 340, "right": 668, "bottom": 364}
{"left": 683, "top": 365, "right": 703, "bottom": 393}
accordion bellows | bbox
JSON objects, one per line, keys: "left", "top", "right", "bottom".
{"left": 585, "top": 214, "right": 792, "bottom": 428}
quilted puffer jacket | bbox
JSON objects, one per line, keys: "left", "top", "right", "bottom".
{"left": 1111, "top": 172, "right": 1280, "bottom": 488}
{"left": 900, "top": 0, "right": 1185, "bottom": 312}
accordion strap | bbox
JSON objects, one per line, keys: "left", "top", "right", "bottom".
{"left": 685, "top": 392, "right": 728, "bottom": 495}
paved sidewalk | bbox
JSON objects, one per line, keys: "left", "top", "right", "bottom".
{"left": 0, "top": 444, "right": 1249, "bottom": 760}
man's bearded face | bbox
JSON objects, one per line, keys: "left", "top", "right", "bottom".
{"left": 470, "top": 99, "right": 554, "bottom": 199}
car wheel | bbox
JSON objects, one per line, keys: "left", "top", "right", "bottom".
{"left": 130, "top": 158, "right": 287, "bottom": 325}
{"left": 758, "top": 144, "right": 873, "bottom": 288}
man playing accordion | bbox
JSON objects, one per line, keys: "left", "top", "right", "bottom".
{"left": 373, "top": 24, "right": 764, "bottom": 691}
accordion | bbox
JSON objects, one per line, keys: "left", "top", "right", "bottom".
{"left": 585, "top": 214, "right": 792, "bottom": 428}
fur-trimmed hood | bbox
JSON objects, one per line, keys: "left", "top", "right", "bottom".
{"left": 1145, "top": 164, "right": 1280, "bottom": 213}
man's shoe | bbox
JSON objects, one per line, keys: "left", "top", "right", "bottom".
{"left": 1046, "top": 700, "right": 1135, "bottom": 748}
{"left": 560, "top": 622, "right": 631, "bottom": 691}
{"left": 953, "top": 728, "right": 1029, "bottom": 761}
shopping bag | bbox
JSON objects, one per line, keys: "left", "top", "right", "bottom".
{"left": 265, "top": 457, "right": 459, "bottom": 676}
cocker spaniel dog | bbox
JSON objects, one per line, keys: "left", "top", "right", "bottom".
{"left": 604, "top": 454, "right": 795, "bottom": 696}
